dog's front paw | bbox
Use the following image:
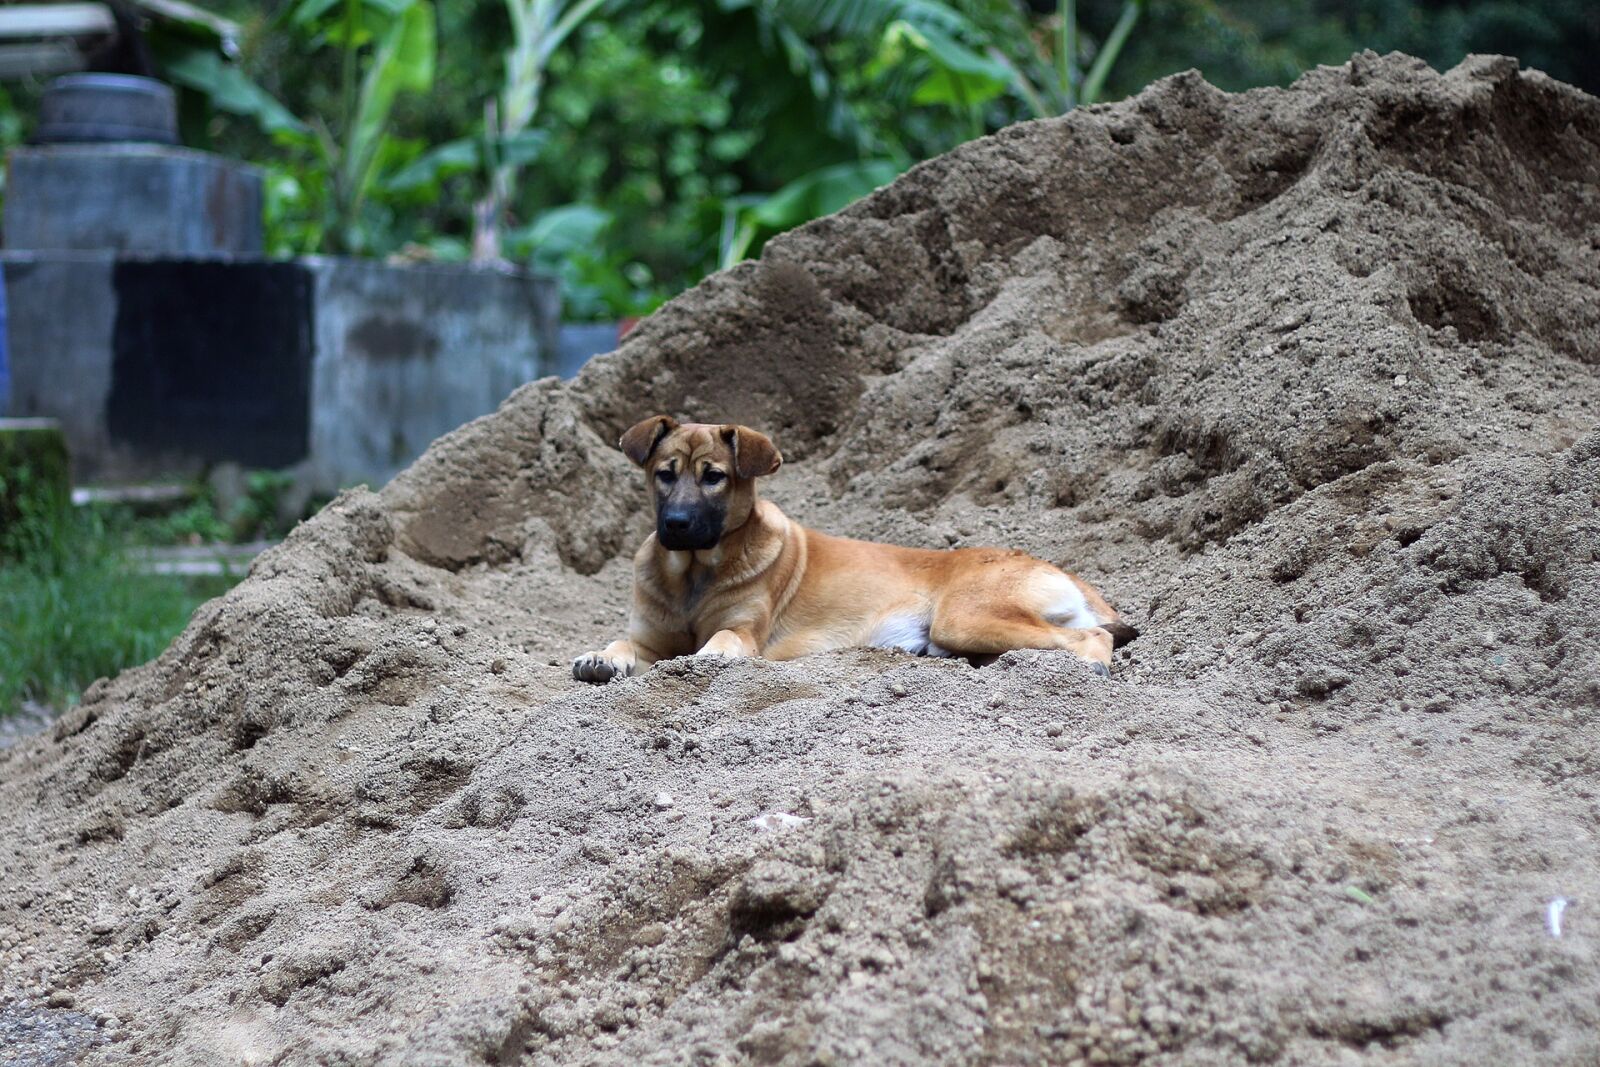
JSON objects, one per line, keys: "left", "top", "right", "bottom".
{"left": 572, "top": 650, "right": 631, "bottom": 684}
{"left": 695, "top": 630, "right": 750, "bottom": 659}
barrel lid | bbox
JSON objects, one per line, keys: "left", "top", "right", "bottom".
{"left": 45, "top": 73, "right": 176, "bottom": 99}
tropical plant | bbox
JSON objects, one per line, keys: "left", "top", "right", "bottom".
{"left": 0, "top": 453, "right": 232, "bottom": 716}
{"left": 1057, "top": 0, "right": 1146, "bottom": 109}
{"left": 373, "top": 0, "right": 613, "bottom": 265}
{"left": 719, "top": 158, "right": 905, "bottom": 269}
{"left": 142, "top": 2, "right": 304, "bottom": 140}
{"left": 696, "top": 0, "right": 1155, "bottom": 267}
{"left": 512, "top": 6, "right": 773, "bottom": 313}
{"left": 474, "top": 0, "right": 611, "bottom": 262}
{"left": 272, "top": 0, "right": 438, "bottom": 255}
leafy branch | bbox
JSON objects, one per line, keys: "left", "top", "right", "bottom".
{"left": 277, "top": 0, "right": 437, "bottom": 254}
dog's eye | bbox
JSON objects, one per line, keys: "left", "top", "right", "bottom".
{"left": 656, "top": 469, "right": 677, "bottom": 484}
{"left": 702, "top": 469, "right": 726, "bottom": 485}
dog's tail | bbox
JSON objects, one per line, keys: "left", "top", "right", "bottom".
{"left": 1102, "top": 619, "right": 1139, "bottom": 648}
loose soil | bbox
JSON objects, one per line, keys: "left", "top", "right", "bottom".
{"left": 2, "top": 52, "right": 1597, "bottom": 1067}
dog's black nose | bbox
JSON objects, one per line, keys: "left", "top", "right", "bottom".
{"left": 658, "top": 506, "right": 721, "bottom": 551}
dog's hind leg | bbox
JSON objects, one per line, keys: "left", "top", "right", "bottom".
{"left": 929, "top": 605, "right": 1115, "bottom": 676}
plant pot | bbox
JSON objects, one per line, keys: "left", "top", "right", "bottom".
{"left": 35, "top": 74, "right": 178, "bottom": 145}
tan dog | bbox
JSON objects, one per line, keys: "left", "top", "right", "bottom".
{"left": 572, "top": 416, "right": 1136, "bottom": 683}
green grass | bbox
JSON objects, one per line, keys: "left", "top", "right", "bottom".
{"left": 126, "top": 468, "right": 302, "bottom": 546}
{"left": 0, "top": 457, "right": 317, "bottom": 718}
{"left": 0, "top": 509, "right": 232, "bottom": 716}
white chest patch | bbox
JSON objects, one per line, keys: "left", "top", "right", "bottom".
{"left": 869, "top": 614, "right": 953, "bottom": 657}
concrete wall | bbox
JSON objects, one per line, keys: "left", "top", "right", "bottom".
{"left": 4, "top": 145, "right": 262, "bottom": 256}
{"left": 1, "top": 252, "right": 558, "bottom": 489}
{"left": 0, "top": 252, "right": 120, "bottom": 474}
{"left": 0, "top": 133, "right": 567, "bottom": 490}
{"left": 307, "top": 258, "right": 559, "bottom": 490}
{"left": 554, "top": 322, "right": 623, "bottom": 379}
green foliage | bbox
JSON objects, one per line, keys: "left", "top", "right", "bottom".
{"left": 261, "top": 0, "right": 439, "bottom": 254}
{"left": 0, "top": 84, "right": 28, "bottom": 209}
{"left": 505, "top": 203, "right": 658, "bottom": 320}
{"left": 384, "top": 130, "right": 546, "bottom": 194}
{"left": 722, "top": 158, "right": 905, "bottom": 267}
{"left": 0, "top": 458, "right": 230, "bottom": 716}
{"left": 1104, "top": 0, "right": 1345, "bottom": 96}
{"left": 125, "top": 470, "right": 312, "bottom": 546}
{"left": 517, "top": 7, "right": 775, "bottom": 311}
{"left": 473, "top": 0, "right": 612, "bottom": 259}
{"left": 876, "top": 19, "right": 1008, "bottom": 119}
{"left": 1344, "top": 0, "right": 1596, "bottom": 92}
{"left": 140, "top": 495, "right": 232, "bottom": 545}
{"left": 0, "top": 425, "right": 70, "bottom": 551}
{"left": 1080, "top": 0, "right": 1145, "bottom": 106}
{"left": 338, "top": 0, "right": 437, "bottom": 201}
{"left": 0, "top": 510, "right": 229, "bottom": 716}
{"left": 235, "top": 470, "right": 300, "bottom": 539}
{"left": 162, "top": 47, "right": 306, "bottom": 134}
{"left": 0, "top": 453, "right": 315, "bottom": 717}
{"left": 146, "top": 6, "right": 307, "bottom": 142}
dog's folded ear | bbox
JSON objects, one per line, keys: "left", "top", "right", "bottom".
{"left": 722, "top": 425, "right": 783, "bottom": 479}
{"left": 619, "top": 415, "right": 677, "bottom": 466}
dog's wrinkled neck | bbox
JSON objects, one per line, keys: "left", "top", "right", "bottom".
{"left": 719, "top": 480, "right": 760, "bottom": 535}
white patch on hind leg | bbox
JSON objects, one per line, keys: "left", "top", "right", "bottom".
{"left": 869, "top": 613, "right": 953, "bottom": 657}
{"left": 1038, "top": 572, "right": 1101, "bottom": 630}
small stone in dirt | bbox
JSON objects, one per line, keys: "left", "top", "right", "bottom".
{"left": 653, "top": 792, "right": 674, "bottom": 809}
{"left": 889, "top": 682, "right": 908, "bottom": 698}
{"left": 749, "top": 812, "right": 809, "bottom": 833}
{"left": 1046, "top": 722, "right": 1065, "bottom": 737}
{"left": 490, "top": 658, "right": 507, "bottom": 674}
{"left": 47, "top": 990, "right": 74, "bottom": 1008}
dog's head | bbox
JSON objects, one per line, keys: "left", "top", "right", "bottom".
{"left": 618, "top": 416, "right": 782, "bottom": 551}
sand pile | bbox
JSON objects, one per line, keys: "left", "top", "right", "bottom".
{"left": 2, "top": 51, "right": 1598, "bottom": 1066}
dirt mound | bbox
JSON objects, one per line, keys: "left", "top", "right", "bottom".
{"left": 3, "top": 52, "right": 1599, "bottom": 1066}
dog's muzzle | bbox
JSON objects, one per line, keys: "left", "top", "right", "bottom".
{"left": 657, "top": 506, "right": 722, "bottom": 551}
